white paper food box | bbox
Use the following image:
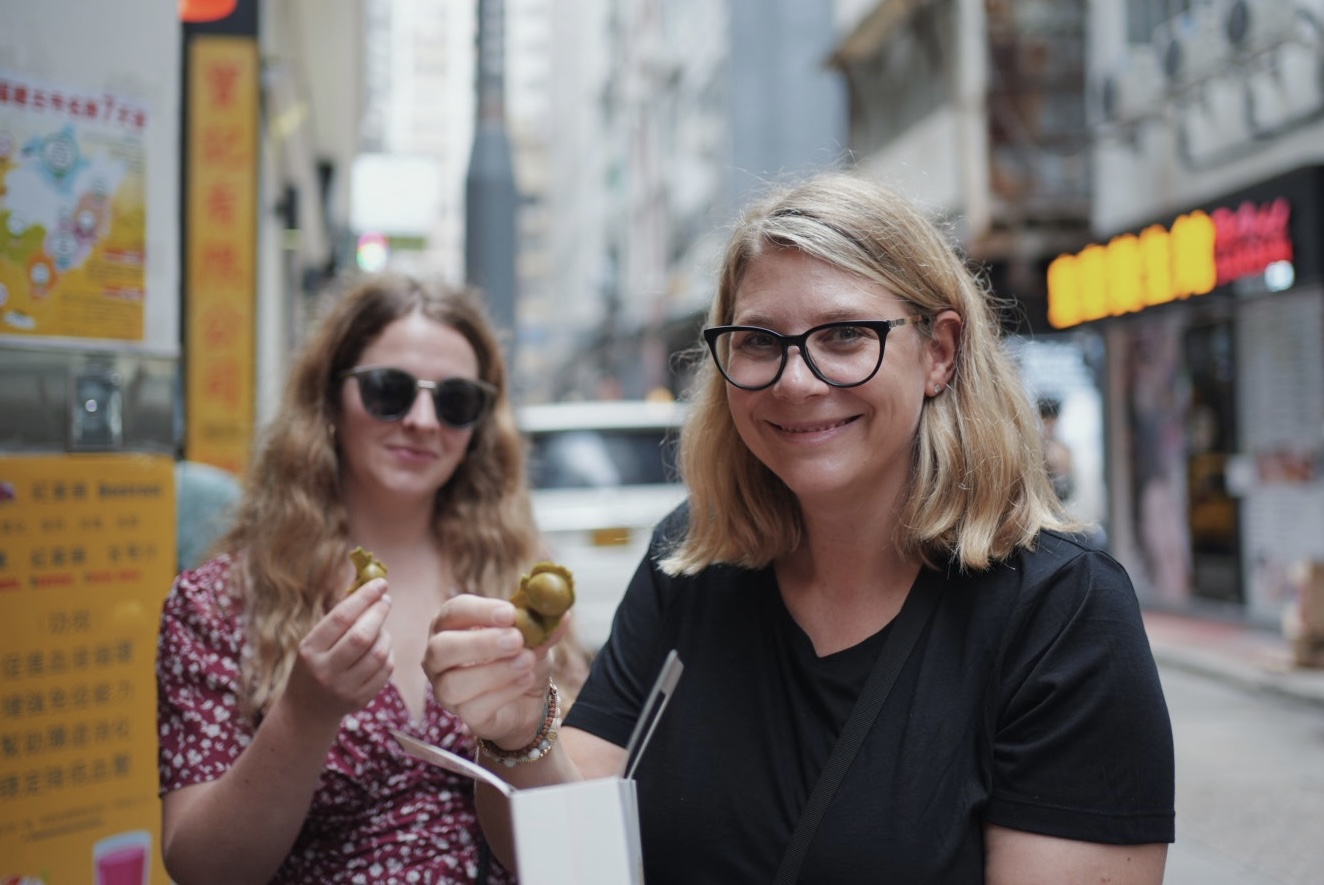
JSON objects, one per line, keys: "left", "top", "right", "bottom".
{"left": 394, "top": 650, "right": 681, "bottom": 885}
{"left": 393, "top": 731, "right": 644, "bottom": 885}
{"left": 509, "top": 776, "right": 644, "bottom": 884}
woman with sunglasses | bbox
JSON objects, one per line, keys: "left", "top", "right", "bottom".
{"left": 156, "top": 275, "right": 581, "bottom": 883}
{"left": 425, "top": 173, "right": 1174, "bottom": 883}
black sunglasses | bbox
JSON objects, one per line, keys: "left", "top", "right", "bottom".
{"left": 340, "top": 366, "right": 497, "bottom": 428}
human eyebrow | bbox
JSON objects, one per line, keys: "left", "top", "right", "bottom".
{"left": 729, "top": 307, "right": 888, "bottom": 329}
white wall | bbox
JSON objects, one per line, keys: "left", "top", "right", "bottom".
{"left": 851, "top": 0, "right": 990, "bottom": 237}
{"left": 858, "top": 107, "right": 966, "bottom": 214}
{"left": 0, "top": 0, "right": 182, "bottom": 355}
{"left": 1090, "top": 0, "right": 1324, "bottom": 235}
{"left": 834, "top": 0, "right": 880, "bottom": 33}
{"left": 270, "top": 0, "right": 363, "bottom": 235}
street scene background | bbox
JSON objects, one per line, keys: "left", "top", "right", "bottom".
{"left": 3, "top": 0, "right": 1324, "bottom": 881}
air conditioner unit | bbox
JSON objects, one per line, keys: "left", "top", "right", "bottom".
{"left": 1157, "top": 4, "right": 1229, "bottom": 89}
{"left": 1225, "top": 0, "right": 1297, "bottom": 55}
{"left": 1100, "top": 45, "right": 1165, "bottom": 123}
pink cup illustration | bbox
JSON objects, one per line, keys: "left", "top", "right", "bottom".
{"left": 92, "top": 830, "right": 151, "bottom": 885}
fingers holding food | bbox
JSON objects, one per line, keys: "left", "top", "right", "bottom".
{"left": 425, "top": 620, "right": 541, "bottom": 743}
{"left": 310, "top": 577, "right": 390, "bottom": 653}
{"left": 287, "top": 589, "right": 394, "bottom": 721}
{"left": 422, "top": 565, "right": 572, "bottom": 742}
{"left": 429, "top": 593, "right": 516, "bottom": 636}
{"left": 343, "top": 625, "right": 396, "bottom": 703}
{"left": 426, "top": 594, "right": 525, "bottom": 681}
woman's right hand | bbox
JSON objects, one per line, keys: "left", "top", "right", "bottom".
{"left": 280, "top": 579, "right": 395, "bottom": 725}
{"left": 425, "top": 594, "right": 555, "bottom": 751}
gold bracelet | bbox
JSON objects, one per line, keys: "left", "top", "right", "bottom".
{"left": 476, "top": 680, "right": 560, "bottom": 767}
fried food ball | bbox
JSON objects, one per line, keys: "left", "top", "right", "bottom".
{"left": 346, "top": 546, "right": 388, "bottom": 593}
{"left": 513, "top": 607, "right": 550, "bottom": 648}
{"left": 510, "top": 561, "right": 575, "bottom": 648}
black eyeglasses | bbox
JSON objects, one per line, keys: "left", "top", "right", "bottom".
{"left": 702, "top": 317, "right": 928, "bottom": 391}
{"left": 340, "top": 366, "right": 497, "bottom": 428}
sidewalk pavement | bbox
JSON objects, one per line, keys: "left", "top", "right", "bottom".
{"left": 1143, "top": 609, "right": 1324, "bottom": 709}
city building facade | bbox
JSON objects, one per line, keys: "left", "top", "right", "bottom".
{"left": 531, "top": 0, "right": 848, "bottom": 402}
{"left": 832, "top": 0, "right": 1324, "bottom": 627}
{"left": 829, "top": 0, "right": 1110, "bottom": 529}
{"left": 1070, "top": 0, "right": 1324, "bottom": 626}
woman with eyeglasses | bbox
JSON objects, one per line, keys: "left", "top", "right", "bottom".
{"left": 156, "top": 275, "right": 582, "bottom": 883}
{"left": 425, "top": 173, "right": 1174, "bottom": 883}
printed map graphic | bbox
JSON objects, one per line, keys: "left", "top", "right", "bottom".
{"left": 0, "top": 73, "right": 148, "bottom": 341}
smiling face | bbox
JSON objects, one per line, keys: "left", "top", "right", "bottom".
{"left": 725, "top": 248, "right": 957, "bottom": 516}
{"left": 335, "top": 310, "right": 483, "bottom": 514}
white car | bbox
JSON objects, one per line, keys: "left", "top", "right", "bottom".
{"left": 517, "top": 399, "right": 689, "bottom": 651}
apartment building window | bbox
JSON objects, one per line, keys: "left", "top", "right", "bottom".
{"left": 1128, "top": 0, "right": 1193, "bottom": 43}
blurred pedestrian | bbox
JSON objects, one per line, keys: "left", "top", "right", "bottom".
{"left": 1037, "top": 395, "right": 1076, "bottom": 503}
{"left": 173, "top": 460, "right": 241, "bottom": 572}
{"left": 425, "top": 173, "right": 1174, "bottom": 883}
{"left": 156, "top": 274, "right": 584, "bottom": 884}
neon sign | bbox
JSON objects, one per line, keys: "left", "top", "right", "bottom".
{"left": 1047, "top": 198, "right": 1294, "bottom": 328}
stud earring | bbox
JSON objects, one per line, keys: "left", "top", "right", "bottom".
{"left": 932, "top": 384, "right": 942, "bottom": 394}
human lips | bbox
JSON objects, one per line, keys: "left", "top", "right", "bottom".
{"left": 385, "top": 442, "right": 439, "bottom": 463}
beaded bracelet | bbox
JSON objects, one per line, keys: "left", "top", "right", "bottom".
{"left": 476, "top": 679, "right": 561, "bottom": 768}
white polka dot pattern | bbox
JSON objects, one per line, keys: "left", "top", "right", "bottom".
{"left": 156, "top": 555, "right": 514, "bottom": 883}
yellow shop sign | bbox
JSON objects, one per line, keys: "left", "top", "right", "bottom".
{"left": 1047, "top": 198, "right": 1294, "bottom": 328}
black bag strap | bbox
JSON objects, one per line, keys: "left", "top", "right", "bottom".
{"left": 772, "top": 581, "right": 940, "bottom": 885}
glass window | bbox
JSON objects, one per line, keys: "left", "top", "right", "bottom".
{"left": 1128, "top": 0, "right": 1192, "bottom": 44}
{"left": 848, "top": 0, "right": 954, "bottom": 155}
{"left": 527, "top": 428, "right": 680, "bottom": 489}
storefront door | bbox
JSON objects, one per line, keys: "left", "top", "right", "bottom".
{"left": 1184, "top": 318, "right": 1242, "bottom": 604}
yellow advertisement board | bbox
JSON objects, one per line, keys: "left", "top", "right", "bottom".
{"left": 0, "top": 454, "right": 174, "bottom": 884}
{"left": 0, "top": 71, "right": 149, "bottom": 341}
{"left": 184, "top": 35, "right": 258, "bottom": 476}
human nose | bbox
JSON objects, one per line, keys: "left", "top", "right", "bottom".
{"left": 773, "top": 344, "right": 826, "bottom": 394}
{"left": 400, "top": 385, "right": 441, "bottom": 428}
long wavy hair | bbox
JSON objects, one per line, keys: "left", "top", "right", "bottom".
{"left": 662, "top": 172, "right": 1074, "bottom": 575}
{"left": 218, "top": 274, "right": 541, "bottom": 714}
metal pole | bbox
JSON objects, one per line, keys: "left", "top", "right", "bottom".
{"left": 465, "top": 0, "right": 519, "bottom": 364}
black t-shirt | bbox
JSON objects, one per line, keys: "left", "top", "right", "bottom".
{"left": 564, "top": 507, "right": 1175, "bottom": 884}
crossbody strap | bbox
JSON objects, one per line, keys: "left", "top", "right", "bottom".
{"left": 772, "top": 582, "right": 940, "bottom": 885}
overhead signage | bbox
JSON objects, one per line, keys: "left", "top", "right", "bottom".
{"left": 1047, "top": 197, "right": 1295, "bottom": 328}
{"left": 184, "top": 35, "right": 258, "bottom": 476}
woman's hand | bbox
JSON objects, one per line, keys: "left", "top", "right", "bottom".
{"left": 425, "top": 594, "right": 561, "bottom": 750}
{"left": 160, "top": 580, "right": 395, "bottom": 885}
{"left": 280, "top": 579, "right": 395, "bottom": 725}
{"left": 429, "top": 595, "right": 590, "bottom": 873}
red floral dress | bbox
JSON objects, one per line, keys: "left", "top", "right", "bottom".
{"left": 156, "top": 555, "right": 514, "bottom": 884}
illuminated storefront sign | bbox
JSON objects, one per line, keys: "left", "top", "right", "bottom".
{"left": 1047, "top": 198, "right": 1295, "bottom": 328}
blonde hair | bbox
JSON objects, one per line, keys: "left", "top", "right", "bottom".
{"left": 663, "top": 173, "right": 1074, "bottom": 575}
{"left": 218, "top": 275, "right": 541, "bottom": 714}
